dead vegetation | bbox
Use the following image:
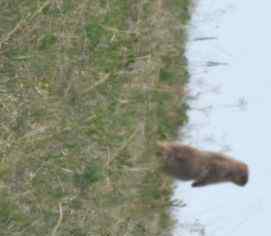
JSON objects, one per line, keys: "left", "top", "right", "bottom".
{"left": 0, "top": 0, "right": 190, "bottom": 235}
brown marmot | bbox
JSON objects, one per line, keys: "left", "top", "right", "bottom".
{"left": 158, "top": 142, "right": 249, "bottom": 187}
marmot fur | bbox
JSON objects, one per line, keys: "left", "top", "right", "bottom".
{"left": 158, "top": 142, "right": 249, "bottom": 187}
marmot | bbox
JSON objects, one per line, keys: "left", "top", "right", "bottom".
{"left": 158, "top": 142, "right": 249, "bottom": 187}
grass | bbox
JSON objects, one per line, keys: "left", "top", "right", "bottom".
{"left": 0, "top": 0, "right": 191, "bottom": 235}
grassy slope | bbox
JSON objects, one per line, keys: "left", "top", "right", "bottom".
{"left": 0, "top": 0, "right": 190, "bottom": 235}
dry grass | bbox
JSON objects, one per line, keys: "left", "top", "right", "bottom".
{"left": 0, "top": 0, "right": 191, "bottom": 235}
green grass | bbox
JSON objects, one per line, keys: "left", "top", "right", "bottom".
{"left": 0, "top": 0, "right": 191, "bottom": 235}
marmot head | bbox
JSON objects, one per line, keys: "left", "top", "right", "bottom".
{"left": 157, "top": 141, "right": 171, "bottom": 155}
{"left": 157, "top": 141, "right": 178, "bottom": 161}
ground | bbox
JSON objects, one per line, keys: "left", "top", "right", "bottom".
{"left": 0, "top": 0, "right": 190, "bottom": 235}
